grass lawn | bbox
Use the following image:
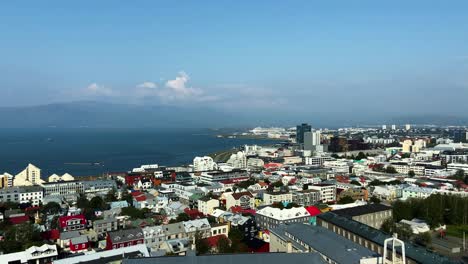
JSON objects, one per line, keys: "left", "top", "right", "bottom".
{"left": 446, "top": 225, "right": 468, "bottom": 238}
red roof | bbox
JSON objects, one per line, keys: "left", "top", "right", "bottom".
{"left": 130, "top": 191, "right": 143, "bottom": 197}
{"left": 134, "top": 195, "right": 146, "bottom": 202}
{"left": 206, "top": 234, "right": 229, "bottom": 248}
{"left": 9, "top": 215, "right": 29, "bottom": 225}
{"left": 41, "top": 229, "right": 60, "bottom": 240}
{"left": 58, "top": 214, "right": 86, "bottom": 229}
{"left": 305, "top": 206, "right": 321, "bottom": 217}
{"left": 230, "top": 206, "right": 256, "bottom": 215}
{"left": 264, "top": 163, "right": 283, "bottom": 169}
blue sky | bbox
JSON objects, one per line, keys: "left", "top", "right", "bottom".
{"left": 1, "top": 1, "right": 467, "bottom": 116}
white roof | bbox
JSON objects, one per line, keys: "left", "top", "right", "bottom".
{"left": 256, "top": 206, "right": 310, "bottom": 220}
{"left": 53, "top": 244, "right": 149, "bottom": 264}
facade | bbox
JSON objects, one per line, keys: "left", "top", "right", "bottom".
{"left": 59, "top": 214, "right": 87, "bottom": 232}
{"left": 0, "top": 186, "right": 44, "bottom": 206}
{"left": 82, "top": 180, "right": 117, "bottom": 196}
{"left": 198, "top": 169, "right": 248, "bottom": 184}
{"left": 69, "top": 235, "right": 89, "bottom": 253}
{"left": 13, "top": 163, "right": 44, "bottom": 186}
{"left": 263, "top": 192, "right": 292, "bottom": 205}
{"left": 255, "top": 206, "right": 311, "bottom": 230}
{"left": 226, "top": 151, "right": 247, "bottom": 169}
{"left": 0, "top": 172, "right": 14, "bottom": 188}
{"left": 106, "top": 228, "right": 145, "bottom": 250}
{"left": 332, "top": 204, "right": 392, "bottom": 229}
{"left": 225, "top": 191, "right": 255, "bottom": 210}
{"left": 291, "top": 189, "right": 321, "bottom": 206}
{"left": 402, "top": 186, "right": 435, "bottom": 199}
{"left": 198, "top": 197, "right": 220, "bottom": 215}
{"left": 93, "top": 217, "right": 119, "bottom": 235}
{"left": 308, "top": 184, "right": 336, "bottom": 203}
{"left": 183, "top": 219, "right": 211, "bottom": 243}
{"left": 193, "top": 156, "right": 218, "bottom": 172}
{"left": 0, "top": 244, "right": 58, "bottom": 264}
{"left": 42, "top": 181, "right": 84, "bottom": 196}
{"left": 296, "top": 123, "right": 312, "bottom": 144}
{"left": 304, "top": 156, "right": 334, "bottom": 166}
{"left": 143, "top": 225, "right": 166, "bottom": 250}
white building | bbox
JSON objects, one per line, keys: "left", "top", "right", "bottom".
{"left": 48, "top": 173, "right": 75, "bottom": 183}
{"left": 263, "top": 192, "right": 293, "bottom": 205}
{"left": 304, "top": 156, "right": 334, "bottom": 166}
{"left": 308, "top": 184, "right": 336, "bottom": 202}
{"left": 405, "top": 124, "right": 411, "bottom": 130}
{"left": 255, "top": 206, "right": 311, "bottom": 229}
{"left": 193, "top": 156, "right": 217, "bottom": 172}
{"left": 0, "top": 172, "right": 14, "bottom": 188}
{"left": 0, "top": 244, "right": 58, "bottom": 264}
{"left": 323, "top": 160, "right": 350, "bottom": 174}
{"left": 402, "top": 186, "right": 435, "bottom": 199}
{"left": 19, "top": 186, "right": 44, "bottom": 206}
{"left": 14, "top": 164, "right": 44, "bottom": 186}
{"left": 226, "top": 151, "right": 247, "bottom": 169}
{"left": 198, "top": 198, "right": 220, "bottom": 215}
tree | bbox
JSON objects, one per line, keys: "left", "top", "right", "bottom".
{"left": 216, "top": 235, "right": 231, "bottom": 253}
{"left": 89, "top": 196, "right": 107, "bottom": 210}
{"left": 194, "top": 231, "right": 210, "bottom": 255}
{"left": 302, "top": 184, "right": 309, "bottom": 190}
{"left": 414, "top": 232, "right": 432, "bottom": 247}
{"left": 350, "top": 180, "right": 361, "bottom": 186}
{"left": 105, "top": 189, "right": 117, "bottom": 203}
{"left": 355, "top": 152, "right": 367, "bottom": 160}
{"left": 369, "top": 196, "right": 381, "bottom": 204}
{"left": 454, "top": 169, "right": 465, "bottom": 179}
{"left": 337, "top": 196, "right": 354, "bottom": 204}
{"left": 121, "top": 207, "right": 146, "bottom": 219}
{"left": 76, "top": 195, "right": 89, "bottom": 209}
{"left": 396, "top": 223, "right": 413, "bottom": 240}
{"left": 385, "top": 166, "right": 397, "bottom": 174}
{"left": 271, "top": 202, "right": 284, "bottom": 209}
{"left": 176, "top": 213, "right": 190, "bottom": 222}
{"left": 285, "top": 202, "right": 300, "bottom": 209}
{"left": 408, "top": 170, "right": 416, "bottom": 177}
{"left": 41, "top": 202, "right": 61, "bottom": 215}
{"left": 381, "top": 217, "right": 394, "bottom": 233}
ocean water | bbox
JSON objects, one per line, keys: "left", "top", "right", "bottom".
{"left": 0, "top": 128, "right": 276, "bottom": 177}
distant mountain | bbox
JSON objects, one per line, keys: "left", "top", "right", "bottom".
{"left": 0, "top": 101, "right": 467, "bottom": 128}
{"left": 0, "top": 101, "right": 240, "bottom": 128}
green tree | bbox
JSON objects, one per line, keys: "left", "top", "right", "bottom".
{"left": 105, "top": 189, "right": 118, "bottom": 203}
{"left": 76, "top": 195, "right": 89, "bottom": 209}
{"left": 195, "top": 231, "right": 210, "bottom": 255}
{"left": 285, "top": 202, "right": 300, "bottom": 209}
{"left": 350, "top": 180, "right": 361, "bottom": 186}
{"left": 414, "top": 232, "right": 432, "bottom": 247}
{"left": 369, "top": 196, "right": 381, "bottom": 204}
{"left": 41, "top": 202, "right": 61, "bottom": 215}
{"left": 89, "top": 196, "right": 107, "bottom": 210}
{"left": 216, "top": 236, "right": 231, "bottom": 253}
{"left": 408, "top": 170, "right": 415, "bottom": 177}
{"left": 385, "top": 166, "right": 397, "bottom": 174}
{"left": 176, "top": 212, "right": 190, "bottom": 222}
{"left": 355, "top": 152, "right": 367, "bottom": 160}
{"left": 381, "top": 217, "right": 394, "bottom": 233}
{"left": 337, "top": 196, "right": 354, "bottom": 204}
{"left": 121, "top": 207, "right": 146, "bottom": 219}
{"left": 396, "top": 223, "right": 413, "bottom": 240}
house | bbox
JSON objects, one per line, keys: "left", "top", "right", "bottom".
{"left": 69, "top": 235, "right": 89, "bottom": 253}
{"left": 210, "top": 223, "right": 229, "bottom": 237}
{"left": 255, "top": 206, "right": 312, "bottom": 230}
{"left": 110, "top": 200, "right": 129, "bottom": 209}
{"left": 106, "top": 228, "right": 145, "bottom": 250}
{"left": 132, "top": 193, "right": 158, "bottom": 210}
{"left": 58, "top": 230, "right": 81, "bottom": 249}
{"left": 197, "top": 197, "right": 220, "bottom": 215}
{"left": 0, "top": 244, "right": 58, "bottom": 264}
{"left": 308, "top": 184, "right": 336, "bottom": 203}
{"left": 53, "top": 245, "right": 149, "bottom": 264}
{"left": 93, "top": 217, "right": 119, "bottom": 236}
{"left": 143, "top": 225, "right": 166, "bottom": 250}
{"left": 183, "top": 219, "right": 211, "bottom": 242}
{"left": 263, "top": 191, "right": 293, "bottom": 205}
{"left": 58, "top": 214, "right": 86, "bottom": 232}
{"left": 225, "top": 191, "right": 255, "bottom": 210}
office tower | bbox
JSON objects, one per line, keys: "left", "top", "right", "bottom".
{"left": 405, "top": 124, "right": 411, "bottom": 130}
{"left": 391, "top": 125, "right": 396, "bottom": 130}
{"left": 296, "top": 123, "right": 311, "bottom": 144}
{"left": 382, "top": 125, "right": 387, "bottom": 130}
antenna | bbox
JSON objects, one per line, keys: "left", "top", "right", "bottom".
{"left": 383, "top": 233, "right": 406, "bottom": 264}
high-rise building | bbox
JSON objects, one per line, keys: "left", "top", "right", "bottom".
{"left": 391, "top": 125, "right": 396, "bottom": 130}
{"left": 296, "top": 123, "right": 311, "bottom": 144}
{"left": 452, "top": 129, "right": 467, "bottom": 143}
{"left": 382, "top": 125, "right": 387, "bottom": 130}
{"left": 405, "top": 124, "right": 411, "bottom": 130}
{"left": 304, "top": 131, "right": 322, "bottom": 151}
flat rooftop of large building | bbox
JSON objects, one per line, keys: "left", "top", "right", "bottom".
{"left": 122, "top": 252, "right": 327, "bottom": 264}
{"left": 271, "top": 223, "right": 379, "bottom": 264}
{"left": 332, "top": 204, "right": 391, "bottom": 218}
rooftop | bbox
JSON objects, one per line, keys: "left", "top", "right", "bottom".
{"left": 332, "top": 204, "right": 391, "bottom": 218}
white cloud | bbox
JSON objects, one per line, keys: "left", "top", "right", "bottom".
{"left": 85, "top": 83, "right": 114, "bottom": 96}
{"left": 164, "top": 71, "right": 202, "bottom": 98}
{"left": 137, "top": 82, "right": 157, "bottom": 89}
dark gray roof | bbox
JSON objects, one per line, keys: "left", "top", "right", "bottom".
{"left": 108, "top": 228, "right": 144, "bottom": 243}
{"left": 270, "top": 223, "right": 379, "bottom": 264}
{"left": 318, "top": 212, "right": 456, "bottom": 264}
{"left": 123, "top": 252, "right": 327, "bottom": 264}
{"left": 332, "top": 204, "right": 391, "bottom": 218}
{"left": 60, "top": 230, "right": 81, "bottom": 240}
